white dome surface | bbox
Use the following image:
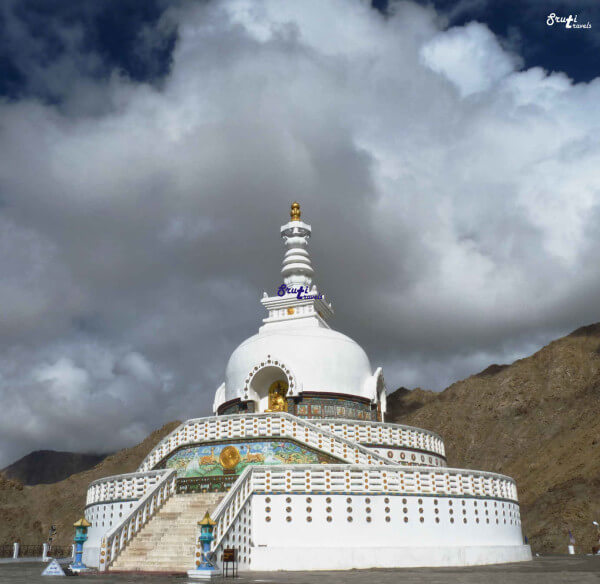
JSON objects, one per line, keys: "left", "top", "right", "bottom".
{"left": 223, "top": 324, "right": 374, "bottom": 406}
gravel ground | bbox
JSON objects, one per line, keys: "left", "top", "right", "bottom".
{"left": 1, "top": 555, "right": 599, "bottom": 584}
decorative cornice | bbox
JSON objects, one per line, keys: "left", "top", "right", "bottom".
{"left": 296, "top": 391, "right": 373, "bottom": 405}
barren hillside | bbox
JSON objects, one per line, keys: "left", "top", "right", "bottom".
{"left": 388, "top": 324, "right": 600, "bottom": 553}
{"left": 0, "top": 421, "right": 180, "bottom": 547}
{"left": 2, "top": 451, "right": 108, "bottom": 486}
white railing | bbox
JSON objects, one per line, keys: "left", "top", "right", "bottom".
{"left": 206, "top": 464, "right": 519, "bottom": 561}
{"left": 367, "top": 446, "right": 446, "bottom": 467}
{"left": 86, "top": 470, "right": 167, "bottom": 506}
{"left": 312, "top": 419, "right": 446, "bottom": 458}
{"left": 98, "top": 469, "right": 177, "bottom": 571}
{"left": 196, "top": 466, "right": 255, "bottom": 562}
{"left": 138, "top": 413, "right": 397, "bottom": 472}
{"left": 247, "top": 464, "right": 518, "bottom": 500}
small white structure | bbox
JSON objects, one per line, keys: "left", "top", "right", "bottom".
{"left": 41, "top": 559, "right": 65, "bottom": 577}
{"left": 81, "top": 203, "right": 531, "bottom": 572}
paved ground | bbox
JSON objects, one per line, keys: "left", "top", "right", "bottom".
{"left": 1, "top": 556, "right": 600, "bottom": 583}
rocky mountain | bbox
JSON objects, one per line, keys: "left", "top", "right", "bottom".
{"left": 2, "top": 450, "right": 108, "bottom": 486}
{"left": 387, "top": 323, "right": 600, "bottom": 554}
{"left": 0, "top": 421, "right": 180, "bottom": 547}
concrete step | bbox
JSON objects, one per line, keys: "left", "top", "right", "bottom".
{"left": 115, "top": 558, "right": 194, "bottom": 564}
{"left": 124, "top": 544, "right": 197, "bottom": 552}
{"left": 115, "top": 559, "right": 196, "bottom": 566}
{"left": 116, "top": 556, "right": 195, "bottom": 564}
{"left": 125, "top": 531, "right": 198, "bottom": 543}
{"left": 114, "top": 566, "right": 195, "bottom": 572}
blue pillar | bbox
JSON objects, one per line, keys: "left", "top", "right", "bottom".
{"left": 71, "top": 518, "right": 91, "bottom": 571}
{"left": 188, "top": 512, "right": 221, "bottom": 579}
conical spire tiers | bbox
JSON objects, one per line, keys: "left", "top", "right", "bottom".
{"left": 259, "top": 203, "right": 333, "bottom": 330}
{"left": 281, "top": 203, "right": 313, "bottom": 288}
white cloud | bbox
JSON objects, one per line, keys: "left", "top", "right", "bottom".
{"left": 34, "top": 358, "right": 92, "bottom": 401}
{"left": 0, "top": 0, "right": 599, "bottom": 465}
{"left": 420, "top": 21, "right": 521, "bottom": 96}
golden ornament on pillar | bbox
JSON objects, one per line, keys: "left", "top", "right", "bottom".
{"left": 290, "top": 202, "right": 301, "bottom": 221}
{"left": 73, "top": 518, "right": 91, "bottom": 528}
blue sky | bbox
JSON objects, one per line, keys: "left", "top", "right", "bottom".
{"left": 1, "top": 0, "right": 598, "bottom": 102}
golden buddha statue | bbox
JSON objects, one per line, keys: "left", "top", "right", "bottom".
{"left": 266, "top": 380, "right": 289, "bottom": 412}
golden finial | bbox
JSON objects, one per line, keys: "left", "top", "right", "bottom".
{"left": 198, "top": 511, "right": 216, "bottom": 526}
{"left": 290, "top": 202, "right": 301, "bottom": 221}
{"left": 73, "top": 518, "right": 91, "bottom": 527}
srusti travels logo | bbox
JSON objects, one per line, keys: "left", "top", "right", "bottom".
{"left": 546, "top": 13, "right": 592, "bottom": 29}
{"left": 277, "top": 284, "right": 323, "bottom": 300}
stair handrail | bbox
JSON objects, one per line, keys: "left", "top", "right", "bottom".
{"left": 138, "top": 412, "right": 396, "bottom": 472}
{"left": 194, "top": 466, "right": 254, "bottom": 562}
{"left": 98, "top": 468, "right": 177, "bottom": 571}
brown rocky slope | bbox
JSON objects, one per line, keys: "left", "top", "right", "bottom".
{"left": 388, "top": 323, "right": 600, "bottom": 554}
{"left": 0, "top": 421, "right": 180, "bottom": 547}
{"left": 2, "top": 451, "right": 108, "bottom": 486}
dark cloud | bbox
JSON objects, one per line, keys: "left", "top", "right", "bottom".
{"left": 0, "top": 0, "right": 599, "bottom": 466}
{"left": 0, "top": 0, "right": 176, "bottom": 102}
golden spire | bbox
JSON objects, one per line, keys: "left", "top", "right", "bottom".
{"left": 290, "top": 201, "right": 301, "bottom": 221}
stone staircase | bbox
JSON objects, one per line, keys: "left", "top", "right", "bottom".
{"left": 111, "top": 492, "right": 224, "bottom": 573}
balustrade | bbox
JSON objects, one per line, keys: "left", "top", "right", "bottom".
{"left": 138, "top": 413, "right": 396, "bottom": 472}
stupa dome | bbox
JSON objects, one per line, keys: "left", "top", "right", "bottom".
{"left": 223, "top": 323, "right": 377, "bottom": 404}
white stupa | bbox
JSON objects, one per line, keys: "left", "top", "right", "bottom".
{"left": 215, "top": 202, "right": 386, "bottom": 420}
{"left": 80, "top": 203, "right": 531, "bottom": 573}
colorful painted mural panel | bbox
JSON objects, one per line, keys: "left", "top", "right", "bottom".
{"left": 163, "top": 440, "right": 338, "bottom": 482}
{"left": 288, "top": 395, "right": 378, "bottom": 421}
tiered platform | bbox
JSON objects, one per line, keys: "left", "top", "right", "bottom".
{"left": 81, "top": 413, "right": 530, "bottom": 572}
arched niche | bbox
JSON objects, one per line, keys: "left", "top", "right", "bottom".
{"left": 247, "top": 365, "right": 290, "bottom": 413}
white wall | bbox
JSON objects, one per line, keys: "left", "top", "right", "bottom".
{"left": 216, "top": 492, "right": 530, "bottom": 571}
{"left": 250, "top": 544, "right": 532, "bottom": 570}
{"left": 82, "top": 499, "right": 142, "bottom": 568}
